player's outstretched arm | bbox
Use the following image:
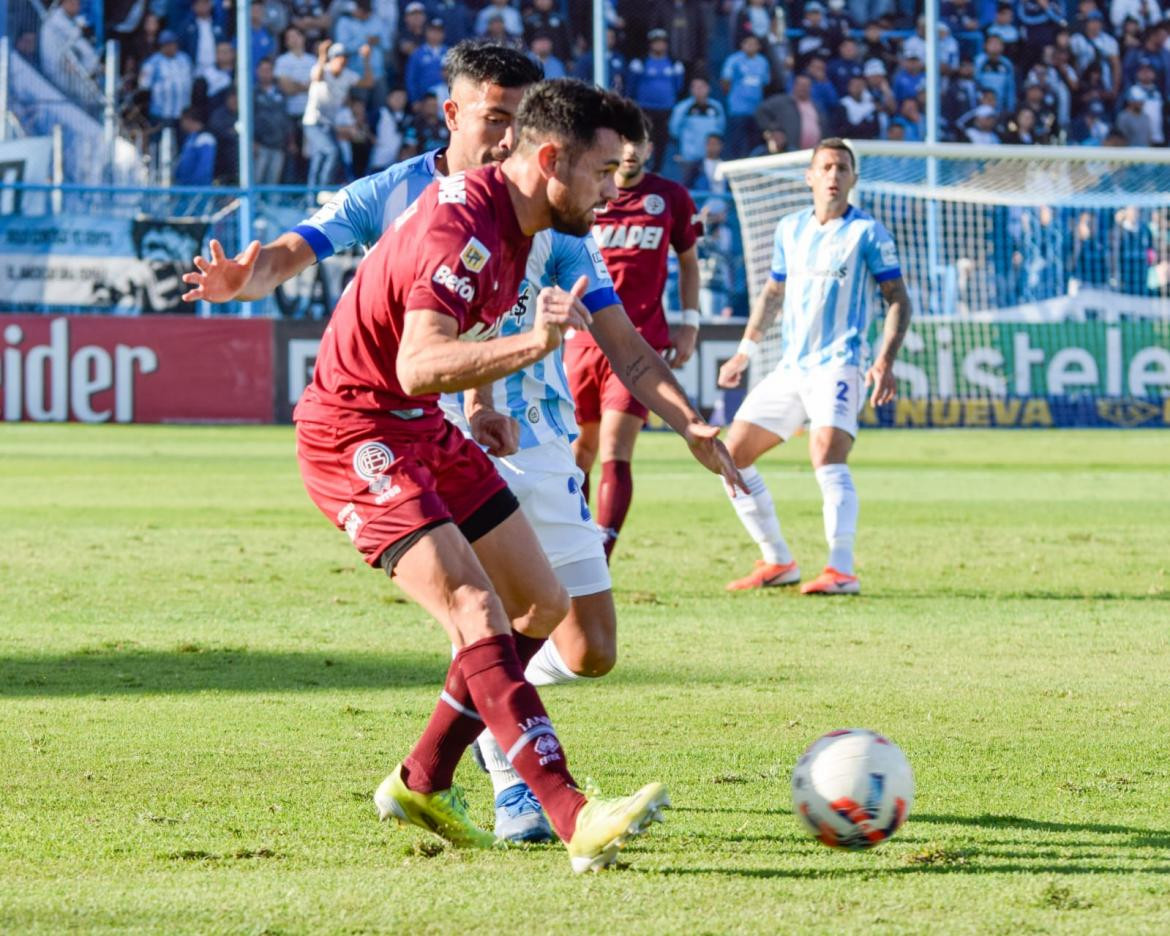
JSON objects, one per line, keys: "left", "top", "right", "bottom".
{"left": 717, "top": 278, "right": 784, "bottom": 389}
{"left": 865, "top": 276, "right": 912, "bottom": 407}
{"left": 181, "top": 232, "right": 318, "bottom": 303}
{"left": 591, "top": 304, "right": 748, "bottom": 494}
{"left": 398, "top": 279, "right": 592, "bottom": 396}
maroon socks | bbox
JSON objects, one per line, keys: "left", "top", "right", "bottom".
{"left": 402, "top": 633, "right": 584, "bottom": 841}
{"left": 596, "top": 459, "right": 633, "bottom": 561}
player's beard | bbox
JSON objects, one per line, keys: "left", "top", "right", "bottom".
{"left": 549, "top": 201, "right": 595, "bottom": 237}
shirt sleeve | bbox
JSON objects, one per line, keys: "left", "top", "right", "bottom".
{"left": 552, "top": 232, "right": 618, "bottom": 313}
{"left": 403, "top": 197, "right": 497, "bottom": 331}
{"left": 292, "top": 174, "right": 380, "bottom": 260}
{"left": 770, "top": 219, "right": 787, "bottom": 282}
{"left": 863, "top": 220, "right": 902, "bottom": 283}
{"left": 669, "top": 185, "right": 701, "bottom": 254}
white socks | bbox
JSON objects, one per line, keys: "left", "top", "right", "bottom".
{"left": 815, "top": 463, "right": 858, "bottom": 574}
{"left": 726, "top": 465, "right": 794, "bottom": 565}
{"left": 524, "top": 639, "right": 579, "bottom": 687}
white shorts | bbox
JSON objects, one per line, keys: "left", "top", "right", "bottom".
{"left": 491, "top": 436, "right": 611, "bottom": 598}
{"left": 735, "top": 364, "right": 865, "bottom": 441}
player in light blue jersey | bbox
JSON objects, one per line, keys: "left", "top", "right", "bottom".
{"left": 717, "top": 139, "right": 912, "bottom": 596}
{"left": 183, "top": 46, "right": 743, "bottom": 844}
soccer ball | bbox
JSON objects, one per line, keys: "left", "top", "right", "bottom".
{"left": 790, "top": 728, "right": 914, "bottom": 850}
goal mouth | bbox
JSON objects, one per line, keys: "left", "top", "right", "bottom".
{"left": 716, "top": 142, "right": 1170, "bottom": 427}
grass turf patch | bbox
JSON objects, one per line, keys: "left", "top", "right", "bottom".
{"left": 1, "top": 425, "right": 1168, "bottom": 934}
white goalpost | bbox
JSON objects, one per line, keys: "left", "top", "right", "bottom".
{"left": 718, "top": 142, "right": 1170, "bottom": 424}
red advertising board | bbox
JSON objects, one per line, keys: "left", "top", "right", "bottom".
{"left": 1, "top": 316, "right": 273, "bottom": 423}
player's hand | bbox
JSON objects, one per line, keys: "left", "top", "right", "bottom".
{"left": 532, "top": 276, "right": 592, "bottom": 352}
{"left": 668, "top": 324, "right": 698, "bottom": 369}
{"left": 865, "top": 357, "right": 897, "bottom": 407}
{"left": 717, "top": 352, "right": 749, "bottom": 388}
{"left": 469, "top": 407, "right": 520, "bottom": 457}
{"left": 684, "top": 422, "right": 749, "bottom": 495}
{"left": 181, "top": 239, "right": 261, "bottom": 303}
{"left": 359, "top": 43, "right": 371, "bottom": 60}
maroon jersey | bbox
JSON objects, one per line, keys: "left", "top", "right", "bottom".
{"left": 294, "top": 165, "right": 532, "bottom": 432}
{"left": 574, "top": 173, "right": 700, "bottom": 351}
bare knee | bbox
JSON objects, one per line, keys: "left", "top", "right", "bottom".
{"left": 558, "top": 636, "right": 616, "bottom": 678}
{"left": 553, "top": 595, "right": 617, "bottom": 676}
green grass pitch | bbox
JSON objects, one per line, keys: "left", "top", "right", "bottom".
{"left": 2, "top": 424, "right": 1169, "bottom": 934}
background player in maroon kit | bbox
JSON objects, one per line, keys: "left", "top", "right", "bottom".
{"left": 565, "top": 126, "right": 703, "bottom": 560}
{"left": 294, "top": 80, "right": 670, "bottom": 872}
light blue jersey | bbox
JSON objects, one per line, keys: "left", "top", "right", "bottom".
{"left": 292, "top": 148, "right": 619, "bottom": 447}
{"left": 770, "top": 205, "right": 901, "bottom": 371}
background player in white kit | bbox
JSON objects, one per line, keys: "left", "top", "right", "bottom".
{"left": 717, "top": 139, "right": 912, "bottom": 595}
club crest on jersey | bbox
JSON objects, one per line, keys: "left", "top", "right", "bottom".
{"left": 460, "top": 237, "right": 491, "bottom": 273}
{"left": 352, "top": 442, "right": 394, "bottom": 480}
{"left": 433, "top": 264, "right": 476, "bottom": 301}
{"left": 643, "top": 194, "right": 666, "bottom": 215}
{"left": 438, "top": 172, "right": 467, "bottom": 205}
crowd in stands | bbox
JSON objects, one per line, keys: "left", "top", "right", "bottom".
{"left": 23, "top": 0, "right": 1170, "bottom": 191}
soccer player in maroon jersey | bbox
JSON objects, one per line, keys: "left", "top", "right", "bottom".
{"left": 293, "top": 80, "right": 672, "bottom": 872}
{"left": 564, "top": 124, "right": 703, "bottom": 560}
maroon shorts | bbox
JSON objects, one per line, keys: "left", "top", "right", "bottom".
{"left": 296, "top": 417, "right": 507, "bottom": 566}
{"left": 564, "top": 341, "right": 649, "bottom": 425}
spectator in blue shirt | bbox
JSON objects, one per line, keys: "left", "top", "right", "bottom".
{"left": 828, "top": 37, "right": 864, "bottom": 96}
{"left": 175, "top": 108, "right": 216, "bottom": 185}
{"left": 627, "top": 28, "right": 684, "bottom": 172}
{"left": 892, "top": 49, "right": 926, "bottom": 103}
{"left": 250, "top": 1, "right": 275, "bottom": 66}
{"left": 336, "top": 0, "right": 393, "bottom": 92}
{"left": 428, "top": 0, "right": 473, "bottom": 45}
{"left": 806, "top": 56, "right": 840, "bottom": 113}
{"left": 1016, "top": 0, "right": 1066, "bottom": 68}
{"left": 474, "top": 0, "right": 523, "bottom": 38}
{"left": 182, "top": 0, "right": 226, "bottom": 75}
{"left": 669, "top": 77, "right": 726, "bottom": 186}
{"left": 528, "top": 33, "right": 566, "bottom": 79}
{"left": 987, "top": 3, "right": 1021, "bottom": 63}
{"left": 139, "top": 30, "right": 194, "bottom": 127}
{"left": 574, "top": 27, "right": 626, "bottom": 94}
{"left": 974, "top": 34, "right": 1016, "bottom": 112}
{"left": 721, "top": 33, "right": 771, "bottom": 158}
{"left": 405, "top": 20, "right": 447, "bottom": 102}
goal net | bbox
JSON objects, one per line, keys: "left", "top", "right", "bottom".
{"left": 719, "top": 142, "right": 1170, "bottom": 428}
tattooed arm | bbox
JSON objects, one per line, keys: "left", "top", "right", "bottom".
{"left": 865, "top": 276, "right": 912, "bottom": 407}
{"left": 588, "top": 303, "right": 747, "bottom": 493}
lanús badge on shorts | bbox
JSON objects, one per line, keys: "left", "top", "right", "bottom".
{"left": 352, "top": 442, "right": 401, "bottom": 503}
{"left": 643, "top": 194, "right": 666, "bottom": 216}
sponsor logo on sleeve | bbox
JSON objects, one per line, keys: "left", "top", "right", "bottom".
{"left": 432, "top": 264, "right": 476, "bottom": 301}
{"left": 643, "top": 194, "right": 666, "bottom": 215}
{"left": 459, "top": 236, "right": 491, "bottom": 273}
{"left": 587, "top": 244, "right": 611, "bottom": 279}
{"left": 880, "top": 240, "right": 898, "bottom": 268}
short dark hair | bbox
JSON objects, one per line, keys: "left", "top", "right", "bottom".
{"left": 445, "top": 40, "right": 545, "bottom": 89}
{"left": 514, "top": 78, "right": 646, "bottom": 157}
{"left": 811, "top": 137, "right": 856, "bottom": 171}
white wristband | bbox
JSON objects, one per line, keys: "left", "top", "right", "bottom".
{"left": 681, "top": 308, "right": 700, "bottom": 328}
{"left": 737, "top": 338, "right": 760, "bottom": 359}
